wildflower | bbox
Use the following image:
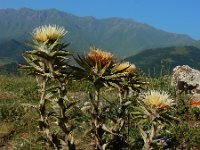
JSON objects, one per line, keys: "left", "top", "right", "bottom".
{"left": 86, "top": 47, "right": 115, "bottom": 67}
{"left": 143, "top": 90, "right": 174, "bottom": 109}
{"left": 190, "top": 93, "right": 200, "bottom": 108}
{"left": 190, "top": 101, "right": 200, "bottom": 108}
{"left": 32, "top": 24, "right": 67, "bottom": 43}
{"left": 114, "top": 62, "right": 136, "bottom": 74}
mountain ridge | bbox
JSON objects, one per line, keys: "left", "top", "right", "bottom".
{"left": 0, "top": 8, "right": 196, "bottom": 57}
{"left": 0, "top": 8, "right": 199, "bottom": 74}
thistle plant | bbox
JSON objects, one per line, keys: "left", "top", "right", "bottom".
{"left": 20, "top": 25, "right": 76, "bottom": 149}
{"left": 72, "top": 48, "right": 144, "bottom": 149}
{"left": 110, "top": 61, "right": 146, "bottom": 147}
{"left": 72, "top": 48, "right": 114, "bottom": 149}
{"left": 132, "top": 90, "right": 178, "bottom": 150}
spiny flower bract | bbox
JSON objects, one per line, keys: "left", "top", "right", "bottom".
{"left": 32, "top": 24, "right": 67, "bottom": 43}
{"left": 114, "top": 62, "right": 136, "bottom": 74}
{"left": 86, "top": 47, "right": 115, "bottom": 68}
{"left": 143, "top": 90, "right": 174, "bottom": 109}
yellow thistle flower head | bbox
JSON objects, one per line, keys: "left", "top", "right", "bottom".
{"left": 86, "top": 47, "right": 115, "bottom": 67}
{"left": 143, "top": 90, "right": 174, "bottom": 109}
{"left": 32, "top": 24, "right": 67, "bottom": 43}
{"left": 114, "top": 62, "right": 136, "bottom": 74}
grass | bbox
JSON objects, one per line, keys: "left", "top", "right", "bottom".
{"left": 0, "top": 75, "right": 40, "bottom": 149}
{"left": 0, "top": 75, "right": 199, "bottom": 149}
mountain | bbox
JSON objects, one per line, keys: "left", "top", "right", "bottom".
{"left": 0, "top": 8, "right": 196, "bottom": 58}
{"left": 0, "top": 39, "right": 28, "bottom": 74}
{"left": 126, "top": 46, "right": 200, "bottom": 76}
{"left": 0, "top": 8, "right": 199, "bottom": 74}
{"left": 0, "top": 39, "right": 27, "bottom": 62}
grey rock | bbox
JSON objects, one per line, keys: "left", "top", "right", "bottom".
{"left": 171, "top": 65, "right": 200, "bottom": 94}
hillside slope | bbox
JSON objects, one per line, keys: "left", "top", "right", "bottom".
{"left": 126, "top": 46, "right": 200, "bottom": 76}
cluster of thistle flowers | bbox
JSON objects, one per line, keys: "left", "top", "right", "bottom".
{"left": 71, "top": 28, "right": 177, "bottom": 149}
{"left": 87, "top": 48, "right": 136, "bottom": 74}
{"left": 28, "top": 24, "right": 177, "bottom": 149}
{"left": 73, "top": 44, "right": 139, "bottom": 94}
{"left": 30, "top": 24, "right": 141, "bottom": 149}
{"left": 31, "top": 24, "right": 174, "bottom": 100}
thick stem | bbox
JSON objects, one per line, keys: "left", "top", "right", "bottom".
{"left": 57, "top": 81, "right": 76, "bottom": 150}
{"left": 142, "top": 140, "right": 151, "bottom": 150}
{"left": 39, "top": 79, "right": 47, "bottom": 121}
{"left": 142, "top": 124, "right": 162, "bottom": 150}
{"left": 92, "top": 87, "right": 103, "bottom": 150}
{"left": 38, "top": 78, "right": 54, "bottom": 148}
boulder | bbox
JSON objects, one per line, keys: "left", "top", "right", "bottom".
{"left": 171, "top": 65, "right": 200, "bottom": 94}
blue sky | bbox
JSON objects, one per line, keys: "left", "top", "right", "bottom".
{"left": 0, "top": 0, "right": 200, "bottom": 39}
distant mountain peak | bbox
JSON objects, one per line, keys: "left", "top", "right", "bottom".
{"left": 0, "top": 8, "right": 197, "bottom": 58}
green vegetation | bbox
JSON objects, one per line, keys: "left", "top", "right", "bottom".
{"left": 0, "top": 62, "right": 18, "bottom": 75}
{"left": 126, "top": 46, "right": 200, "bottom": 76}
{"left": 0, "top": 75, "right": 199, "bottom": 149}
{"left": 0, "top": 39, "right": 27, "bottom": 75}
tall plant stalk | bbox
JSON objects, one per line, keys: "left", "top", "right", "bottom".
{"left": 21, "top": 25, "right": 76, "bottom": 150}
{"left": 37, "top": 76, "right": 53, "bottom": 147}
{"left": 132, "top": 90, "right": 178, "bottom": 149}
{"left": 92, "top": 86, "right": 103, "bottom": 150}
{"left": 72, "top": 49, "right": 144, "bottom": 150}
